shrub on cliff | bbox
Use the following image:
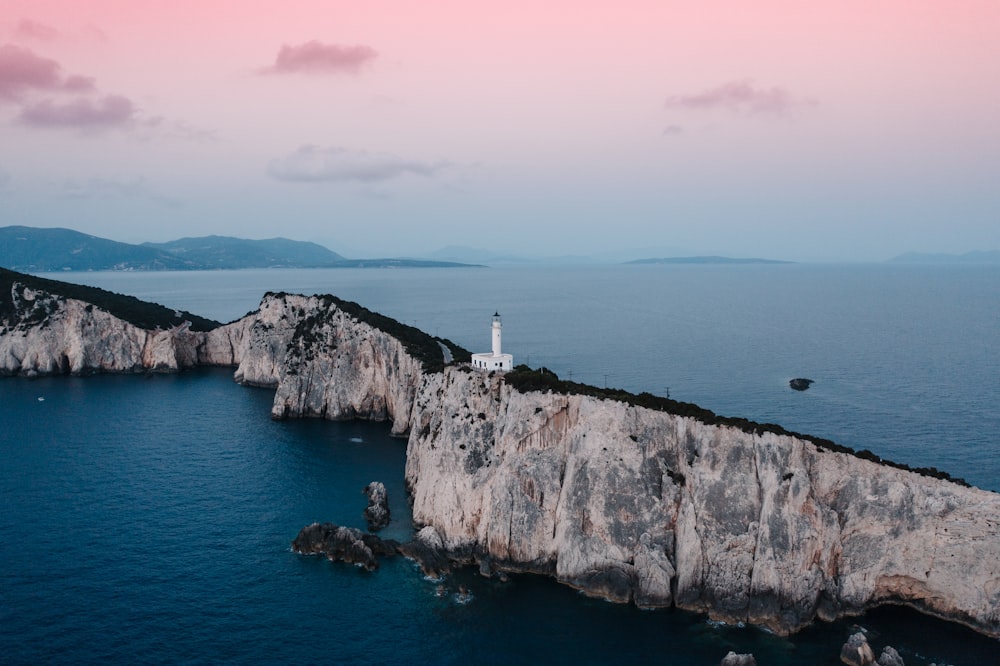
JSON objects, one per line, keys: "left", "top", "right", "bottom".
{"left": 268, "top": 291, "right": 471, "bottom": 374}
{"left": 503, "top": 365, "right": 970, "bottom": 487}
{"left": 0, "top": 267, "right": 221, "bottom": 332}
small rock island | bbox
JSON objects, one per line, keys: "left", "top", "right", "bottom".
{"left": 2, "top": 267, "right": 999, "bottom": 640}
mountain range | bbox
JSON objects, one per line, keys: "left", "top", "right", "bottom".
{"left": 0, "top": 226, "right": 476, "bottom": 271}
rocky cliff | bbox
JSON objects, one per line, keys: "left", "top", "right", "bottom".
{"left": 3, "top": 277, "right": 998, "bottom": 639}
{"left": 0, "top": 283, "right": 207, "bottom": 374}
{"left": 404, "top": 368, "right": 1000, "bottom": 637}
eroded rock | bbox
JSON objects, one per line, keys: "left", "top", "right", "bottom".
{"left": 363, "top": 481, "right": 391, "bottom": 532}
{"left": 877, "top": 646, "right": 905, "bottom": 666}
{"left": 840, "top": 632, "right": 876, "bottom": 666}
{"left": 291, "top": 522, "right": 399, "bottom": 572}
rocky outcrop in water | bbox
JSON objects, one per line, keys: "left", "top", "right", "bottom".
{"left": 4, "top": 280, "right": 999, "bottom": 641}
{"left": 719, "top": 653, "right": 757, "bottom": 666}
{"left": 363, "top": 482, "right": 391, "bottom": 532}
{"left": 876, "top": 646, "right": 905, "bottom": 666}
{"left": 841, "top": 632, "right": 877, "bottom": 665}
{"left": 789, "top": 378, "right": 814, "bottom": 391}
{"left": 291, "top": 522, "right": 399, "bottom": 571}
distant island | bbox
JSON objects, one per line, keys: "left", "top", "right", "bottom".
{"left": 625, "top": 256, "right": 794, "bottom": 265}
{"left": 887, "top": 250, "right": 1000, "bottom": 265}
{"left": 0, "top": 226, "right": 479, "bottom": 272}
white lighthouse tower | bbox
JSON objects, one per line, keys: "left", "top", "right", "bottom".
{"left": 472, "top": 312, "right": 513, "bottom": 372}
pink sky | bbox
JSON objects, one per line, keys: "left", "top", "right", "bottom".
{"left": 1, "top": 0, "right": 998, "bottom": 260}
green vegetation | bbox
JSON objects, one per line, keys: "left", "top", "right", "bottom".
{"left": 503, "top": 365, "right": 970, "bottom": 487}
{"left": 0, "top": 267, "right": 221, "bottom": 332}
{"left": 267, "top": 292, "right": 470, "bottom": 373}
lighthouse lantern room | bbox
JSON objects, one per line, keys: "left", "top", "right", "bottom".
{"left": 471, "top": 312, "right": 513, "bottom": 372}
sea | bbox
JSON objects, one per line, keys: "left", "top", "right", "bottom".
{"left": 1, "top": 264, "right": 998, "bottom": 665}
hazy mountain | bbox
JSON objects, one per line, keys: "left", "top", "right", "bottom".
{"left": 625, "top": 256, "right": 795, "bottom": 265}
{"left": 1, "top": 226, "right": 479, "bottom": 271}
{"left": 887, "top": 250, "right": 1000, "bottom": 264}
{"left": 0, "top": 226, "right": 193, "bottom": 271}
{"left": 144, "top": 235, "right": 344, "bottom": 269}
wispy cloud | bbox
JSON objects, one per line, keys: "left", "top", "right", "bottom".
{"left": 268, "top": 145, "right": 447, "bottom": 183}
{"left": 0, "top": 43, "right": 213, "bottom": 135}
{"left": 57, "top": 176, "right": 179, "bottom": 206}
{"left": 259, "top": 40, "right": 378, "bottom": 75}
{"left": 13, "top": 18, "right": 62, "bottom": 42}
{"left": 18, "top": 94, "right": 136, "bottom": 128}
{"left": 665, "top": 80, "right": 814, "bottom": 116}
{"left": 0, "top": 43, "right": 93, "bottom": 100}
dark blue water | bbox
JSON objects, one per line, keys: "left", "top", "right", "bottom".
{"left": 3, "top": 265, "right": 998, "bottom": 664}
{"left": 49, "top": 264, "right": 1000, "bottom": 489}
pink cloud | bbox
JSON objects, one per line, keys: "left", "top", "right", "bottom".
{"left": 665, "top": 80, "right": 813, "bottom": 116}
{"left": 62, "top": 74, "right": 96, "bottom": 92}
{"left": 260, "top": 40, "right": 377, "bottom": 75}
{"left": 0, "top": 44, "right": 61, "bottom": 99}
{"left": 18, "top": 94, "right": 136, "bottom": 129}
{"left": 0, "top": 44, "right": 96, "bottom": 101}
{"left": 14, "top": 18, "right": 62, "bottom": 42}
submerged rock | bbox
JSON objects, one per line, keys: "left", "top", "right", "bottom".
{"left": 363, "top": 481, "right": 391, "bottom": 532}
{"left": 789, "top": 378, "right": 814, "bottom": 391}
{"left": 719, "top": 652, "right": 757, "bottom": 666}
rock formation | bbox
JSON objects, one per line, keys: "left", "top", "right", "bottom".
{"left": 3, "top": 277, "right": 999, "bottom": 641}
{"left": 363, "top": 481, "right": 391, "bottom": 532}
{"left": 841, "top": 632, "right": 877, "bottom": 666}
{"left": 402, "top": 368, "right": 1000, "bottom": 637}
{"left": 719, "top": 653, "right": 757, "bottom": 666}
{"left": 789, "top": 378, "right": 814, "bottom": 391}
{"left": 0, "top": 283, "right": 206, "bottom": 375}
{"left": 876, "top": 646, "right": 905, "bottom": 666}
{"left": 291, "top": 522, "right": 399, "bottom": 571}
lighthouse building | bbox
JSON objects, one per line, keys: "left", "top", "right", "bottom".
{"left": 471, "top": 313, "right": 513, "bottom": 372}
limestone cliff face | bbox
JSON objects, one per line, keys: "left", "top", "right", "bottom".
{"left": 0, "top": 283, "right": 203, "bottom": 375}
{"left": 261, "top": 294, "right": 426, "bottom": 436}
{"left": 405, "top": 367, "right": 1000, "bottom": 637}
{"left": 4, "top": 284, "right": 998, "bottom": 639}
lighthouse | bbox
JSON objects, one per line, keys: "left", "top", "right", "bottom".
{"left": 471, "top": 312, "right": 513, "bottom": 372}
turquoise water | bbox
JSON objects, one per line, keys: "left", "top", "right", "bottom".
{"left": 2, "top": 264, "right": 998, "bottom": 664}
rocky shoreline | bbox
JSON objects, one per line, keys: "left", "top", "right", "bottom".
{"left": 2, "top": 272, "right": 999, "bottom": 642}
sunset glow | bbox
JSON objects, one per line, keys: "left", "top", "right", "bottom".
{"left": 2, "top": 1, "right": 998, "bottom": 260}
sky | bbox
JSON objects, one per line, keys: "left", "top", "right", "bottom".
{"left": 0, "top": 1, "right": 998, "bottom": 262}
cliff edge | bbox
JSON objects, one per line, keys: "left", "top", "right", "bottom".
{"left": 404, "top": 367, "right": 1000, "bottom": 637}
{"left": 2, "top": 270, "right": 997, "bottom": 639}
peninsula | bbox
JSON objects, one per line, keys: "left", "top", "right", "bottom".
{"left": 2, "top": 267, "right": 998, "bottom": 639}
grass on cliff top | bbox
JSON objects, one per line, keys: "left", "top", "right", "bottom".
{"left": 504, "top": 365, "right": 970, "bottom": 488}
{"left": 266, "top": 291, "right": 471, "bottom": 374}
{"left": 0, "top": 267, "right": 222, "bottom": 332}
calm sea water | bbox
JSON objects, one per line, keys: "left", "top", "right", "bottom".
{"left": 2, "top": 264, "right": 998, "bottom": 664}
